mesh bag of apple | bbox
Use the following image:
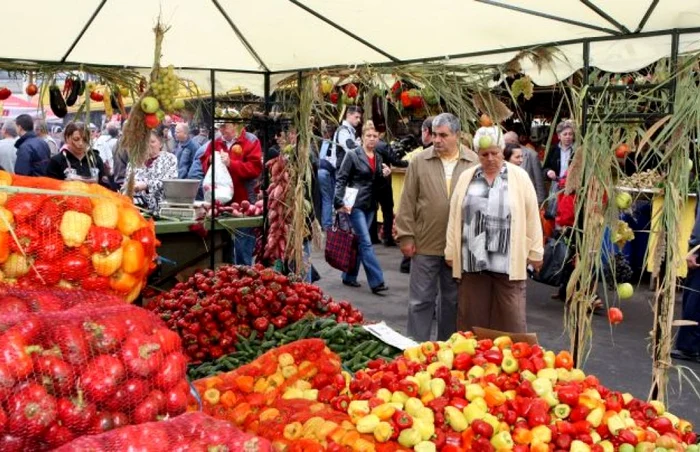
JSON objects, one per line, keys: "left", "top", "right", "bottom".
{"left": 329, "top": 332, "right": 698, "bottom": 452}
{"left": 55, "top": 412, "right": 272, "bottom": 452}
{"left": 0, "top": 172, "right": 158, "bottom": 302}
{"left": 0, "top": 302, "right": 189, "bottom": 451}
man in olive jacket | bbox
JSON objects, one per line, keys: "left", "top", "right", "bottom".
{"left": 396, "top": 113, "right": 478, "bottom": 341}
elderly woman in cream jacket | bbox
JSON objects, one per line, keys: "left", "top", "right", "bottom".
{"left": 445, "top": 126, "right": 543, "bottom": 333}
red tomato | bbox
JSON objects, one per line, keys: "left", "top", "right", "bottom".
{"left": 43, "top": 421, "right": 75, "bottom": 448}
{"left": 6, "top": 383, "right": 57, "bottom": 436}
{"left": 121, "top": 334, "right": 164, "bottom": 377}
{"left": 62, "top": 253, "right": 90, "bottom": 282}
{"left": 57, "top": 396, "right": 97, "bottom": 434}
{"left": 155, "top": 352, "right": 187, "bottom": 390}
{"left": 83, "top": 317, "right": 127, "bottom": 354}
{"left": 608, "top": 307, "right": 624, "bottom": 325}
{"left": 165, "top": 386, "right": 188, "bottom": 415}
{"left": 80, "top": 356, "right": 125, "bottom": 403}
{"left": 133, "top": 394, "right": 161, "bottom": 424}
{"left": 33, "top": 354, "right": 74, "bottom": 396}
{"left": 52, "top": 324, "right": 90, "bottom": 365}
{"left": 34, "top": 198, "right": 64, "bottom": 233}
{"left": 37, "top": 237, "right": 65, "bottom": 262}
{"left": 81, "top": 274, "right": 111, "bottom": 291}
{"left": 0, "top": 332, "right": 33, "bottom": 379}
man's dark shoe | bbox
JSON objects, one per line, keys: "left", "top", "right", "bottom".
{"left": 342, "top": 280, "right": 361, "bottom": 288}
{"left": 371, "top": 284, "right": 389, "bottom": 295}
{"left": 670, "top": 349, "right": 700, "bottom": 362}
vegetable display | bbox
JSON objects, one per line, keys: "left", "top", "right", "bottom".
{"left": 55, "top": 412, "right": 271, "bottom": 452}
{"left": 335, "top": 333, "right": 697, "bottom": 451}
{"left": 190, "top": 333, "right": 697, "bottom": 451}
{"left": 188, "top": 317, "right": 401, "bottom": 380}
{"left": 264, "top": 156, "right": 290, "bottom": 261}
{"left": 0, "top": 302, "right": 189, "bottom": 450}
{"left": 0, "top": 173, "right": 158, "bottom": 302}
{"left": 148, "top": 264, "right": 364, "bottom": 363}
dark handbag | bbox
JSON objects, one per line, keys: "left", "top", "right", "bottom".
{"left": 533, "top": 236, "right": 569, "bottom": 286}
{"left": 325, "top": 213, "right": 358, "bottom": 273}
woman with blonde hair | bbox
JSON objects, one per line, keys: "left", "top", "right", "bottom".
{"left": 445, "top": 126, "right": 543, "bottom": 332}
{"left": 334, "top": 121, "right": 391, "bottom": 295}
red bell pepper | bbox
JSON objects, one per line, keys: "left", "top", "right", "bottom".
{"left": 433, "top": 366, "right": 451, "bottom": 382}
{"left": 512, "top": 342, "right": 532, "bottom": 359}
{"left": 478, "top": 339, "right": 494, "bottom": 351}
{"left": 330, "top": 395, "right": 350, "bottom": 412}
{"left": 427, "top": 396, "right": 449, "bottom": 414}
{"left": 398, "top": 379, "right": 419, "bottom": 397}
{"left": 557, "top": 385, "right": 581, "bottom": 406}
{"left": 556, "top": 420, "right": 576, "bottom": 436}
{"left": 518, "top": 358, "right": 535, "bottom": 373}
{"left": 392, "top": 410, "right": 413, "bottom": 430}
{"left": 569, "top": 405, "right": 591, "bottom": 422}
{"left": 453, "top": 352, "right": 473, "bottom": 371}
{"left": 483, "top": 349, "right": 503, "bottom": 365}
{"left": 605, "top": 391, "right": 623, "bottom": 412}
{"left": 449, "top": 397, "right": 469, "bottom": 411}
{"left": 516, "top": 380, "right": 536, "bottom": 397}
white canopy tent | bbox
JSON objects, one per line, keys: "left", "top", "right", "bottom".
{"left": 5, "top": 0, "right": 700, "bottom": 94}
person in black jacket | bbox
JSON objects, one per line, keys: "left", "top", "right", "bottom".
{"left": 542, "top": 120, "right": 575, "bottom": 220}
{"left": 369, "top": 138, "right": 407, "bottom": 245}
{"left": 14, "top": 114, "right": 51, "bottom": 176}
{"left": 335, "top": 121, "right": 390, "bottom": 295}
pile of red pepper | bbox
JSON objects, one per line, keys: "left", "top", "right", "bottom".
{"left": 0, "top": 303, "right": 189, "bottom": 450}
{"left": 148, "top": 264, "right": 364, "bottom": 362}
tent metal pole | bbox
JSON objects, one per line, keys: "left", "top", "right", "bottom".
{"left": 61, "top": 0, "right": 107, "bottom": 62}
{"left": 209, "top": 69, "right": 217, "bottom": 270}
{"left": 267, "top": 26, "right": 700, "bottom": 74}
{"left": 635, "top": 0, "right": 659, "bottom": 33}
{"left": 261, "top": 73, "right": 272, "bottom": 263}
{"left": 668, "top": 30, "right": 680, "bottom": 115}
{"left": 579, "top": 0, "right": 630, "bottom": 34}
{"left": 211, "top": 0, "right": 270, "bottom": 72}
{"left": 474, "top": 0, "right": 620, "bottom": 35}
{"left": 287, "top": 0, "right": 400, "bottom": 63}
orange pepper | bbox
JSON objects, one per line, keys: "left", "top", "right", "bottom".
{"left": 531, "top": 443, "right": 549, "bottom": 452}
{"left": 484, "top": 385, "right": 507, "bottom": 407}
{"left": 230, "top": 402, "right": 251, "bottom": 425}
{"left": 220, "top": 390, "right": 237, "bottom": 407}
{"left": 234, "top": 375, "right": 255, "bottom": 393}
{"left": 289, "top": 439, "right": 325, "bottom": 452}
{"left": 461, "top": 427, "right": 475, "bottom": 447}
{"left": 513, "top": 427, "right": 533, "bottom": 445}
{"left": 555, "top": 350, "right": 574, "bottom": 370}
{"left": 0, "top": 231, "right": 9, "bottom": 264}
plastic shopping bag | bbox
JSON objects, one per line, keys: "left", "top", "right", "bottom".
{"left": 203, "top": 152, "right": 234, "bottom": 204}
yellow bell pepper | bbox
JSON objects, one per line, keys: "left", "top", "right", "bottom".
{"left": 60, "top": 211, "right": 92, "bottom": 247}
{"left": 355, "top": 414, "right": 380, "bottom": 434}
{"left": 444, "top": 406, "right": 468, "bottom": 432}
{"left": 92, "top": 248, "right": 123, "bottom": 277}
{"left": 413, "top": 418, "right": 435, "bottom": 440}
{"left": 531, "top": 425, "right": 552, "bottom": 444}
{"left": 543, "top": 351, "right": 556, "bottom": 368}
{"left": 281, "top": 365, "right": 298, "bottom": 379}
{"left": 571, "top": 440, "right": 591, "bottom": 452}
{"left": 376, "top": 388, "right": 392, "bottom": 403}
{"left": 464, "top": 403, "right": 487, "bottom": 423}
{"left": 283, "top": 422, "right": 303, "bottom": 440}
{"left": 465, "top": 383, "right": 486, "bottom": 401}
{"left": 301, "top": 389, "right": 318, "bottom": 400}
{"left": 607, "top": 414, "right": 625, "bottom": 435}
{"left": 373, "top": 422, "right": 394, "bottom": 443}
{"left": 92, "top": 199, "right": 119, "bottom": 228}
{"left": 451, "top": 338, "right": 477, "bottom": 355}
{"left": 404, "top": 397, "right": 424, "bottom": 417}
{"left": 302, "top": 417, "right": 325, "bottom": 438}
{"left": 3, "top": 253, "right": 29, "bottom": 278}
{"left": 348, "top": 400, "right": 370, "bottom": 421}
{"left": 371, "top": 403, "right": 396, "bottom": 421}
{"left": 391, "top": 391, "right": 409, "bottom": 405}
{"left": 0, "top": 207, "right": 13, "bottom": 232}
{"left": 429, "top": 378, "right": 446, "bottom": 398}
{"left": 397, "top": 428, "right": 422, "bottom": 448}
{"left": 437, "top": 349, "right": 455, "bottom": 368}
{"left": 416, "top": 407, "right": 434, "bottom": 422}
{"left": 278, "top": 353, "right": 295, "bottom": 367}
{"left": 599, "top": 440, "right": 615, "bottom": 452}
{"left": 415, "top": 441, "right": 437, "bottom": 452}
{"left": 282, "top": 388, "right": 304, "bottom": 400}
{"left": 491, "top": 431, "right": 514, "bottom": 450}
{"left": 586, "top": 407, "right": 605, "bottom": 428}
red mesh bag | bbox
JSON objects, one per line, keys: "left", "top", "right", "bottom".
{"left": 55, "top": 412, "right": 272, "bottom": 452}
{"left": 0, "top": 171, "right": 158, "bottom": 302}
{"left": 0, "top": 286, "right": 125, "bottom": 314}
{"left": 0, "top": 303, "right": 188, "bottom": 450}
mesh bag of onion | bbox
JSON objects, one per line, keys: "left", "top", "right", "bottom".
{"left": 0, "top": 302, "right": 188, "bottom": 451}
{"left": 0, "top": 172, "right": 158, "bottom": 302}
{"left": 55, "top": 412, "right": 272, "bottom": 452}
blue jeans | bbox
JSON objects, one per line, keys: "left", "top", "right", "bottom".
{"left": 318, "top": 168, "right": 335, "bottom": 230}
{"left": 342, "top": 209, "right": 384, "bottom": 289}
{"left": 233, "top": 227, "right": 256, "bottom": 266}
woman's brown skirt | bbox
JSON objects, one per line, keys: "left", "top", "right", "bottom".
{"left": 456, "top": 272, "right": 527, "bottom": 333}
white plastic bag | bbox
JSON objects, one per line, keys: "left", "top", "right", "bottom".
{"left": 202, "top": 152, "right": 234, "bottom": 204}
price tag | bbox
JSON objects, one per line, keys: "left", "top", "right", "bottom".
{"left": 363, "top": 322, "right": 418, "bottom": 351}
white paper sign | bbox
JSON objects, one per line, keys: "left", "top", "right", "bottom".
{"left": 363, "top": 321, "right": 419, "bottom": 351}
{"left": 343, "top": 187, "right": 359, "bottom": 208}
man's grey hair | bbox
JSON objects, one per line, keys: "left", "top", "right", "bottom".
{"left": 556, "top": 120, "right": 575, "bottom": 135}
{"left": 175, "top": 122, "right": 189, "bottom": 134}
{"left": 432, "top": 113, "right": 460, "bottom": 134}
{"left": 34, "top": 119, "right": 49, "bottom": 135}
{"left": 503, "top": 131, "right": 519, "bottom": 145}
{"left": 2, "top": 121, "right": 18, "bottom": 138}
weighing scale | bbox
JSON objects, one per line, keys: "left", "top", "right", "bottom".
{"left": 159, "top": 179, "right": 206, "bottom": 220}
